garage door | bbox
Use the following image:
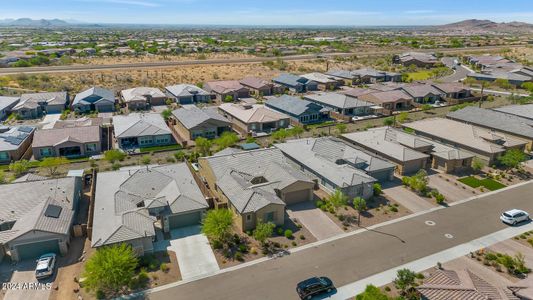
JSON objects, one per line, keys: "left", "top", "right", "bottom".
{"left": 283, "top": 189, "right": 311, "bottom": 205}
{"left": 370, "top": 170, "right": 393, "bottom": 182}
{"left": 16, "top": 239, "right": 60, "bottom": 261}
{"left": 168, "top": 211, "right": 202, "bottom": 229}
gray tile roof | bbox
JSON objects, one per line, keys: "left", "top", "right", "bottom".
{"left": 73, "top": 87, "right": 114, "bottom": 106}
{"left": 391, "top": 128, "right": 474, "bottom": 160}
{"left": 92, "top": 164, "right": 208, "bottom": 247}
{"left": 0, "top": 125, "right": 35, "bottom": 152}
{"left": 493, "top": 104, "right": 533, "bottom": 120}
{"left": 0, "top": 96, "right": 20, "bottom": 112}
{"left": 342, "top": 127, "right": 430, "bottom": 162}
{"left": 304, "top": 92, "right": 374, "bottom": 109}
{"left": 113, "top": 113, "right": 171, "bottom": 138}
{"left": 402, "top": 83, "right": 445, "bottom": 98}
{"left": 0, "top": 177, "right": 77, "bottom": 244}
{"left": 121, "top": 87, "right": 165, "bottom": 102}
{"left": 448, "top": 106, "right": 533, "bottom": 139}
{"left": 272, "top": 73, "right": 310, "bottom": 87}
{"left": 14, "top": 92, "right": 68, "bottom": 109}
{"left": 275, "top": 137, "right": 395, "bottom": 187}
{"left": 265, "top": 95, "right": 327, "bottom": 116}
{"left": 404, "top": 118, "right": 527, "bottom": 154}
{"left": 33, "top": 125, "right": 101, "bottom": 148}
{"left": 203, "top": 148, "right": 313, "bottom": 213}
{"left": 325, "top": 70, "right": 355, "bottom": 79}
{"left": 171, "top": 105, "right": 230, "bottom": 130}
{"left": 165, "top": 84, "right": 210, "bottom": 98}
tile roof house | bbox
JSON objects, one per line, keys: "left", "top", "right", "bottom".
{"left": 120, "top": 87, "right": 167, "bottom": 110}
{"left": 218, "top": 103, "right": 290, "bottom": 136}
{"left": 325, "top": 70, "right": 358, "bottom": 86}
{"left": 401, "top": 83, "right": 446, "bottom": 104}
{"left": 198, "top": 148, "right": 315, "bottom": 231}
{"left": 447, "top": 106, "right": 533, "bottom": 151}
{"left": 72, "top": 87, "right": 115, "bottom": 113}
{"left": 417, "top": 269, "right": 521, "bottom": 300}
{"left": 350, "top": 68, "right": 401, "bottom": 84}
{"left": 165, "top": 84, "right": 211, "bottom": 105}
{"left": 204, "top": 80, "right": 250, "bottom": 102}
{"left": 32, "top": 123, "right": 102, "bottom": 160}
{"left": 357, "top": 90, "right": 413, "bottom": 114}
{"left": 113, "top": 113, "right": 174, "bottom": 150}
{"left": 276, "top": 137, "right": 396, "bottom": 198}
{"left": 0, "top": 176, "right": 82, "bottom": 262}
{"left": 467, "top": 71, "right": 532, "bottom": 86}
{"left": 342, "top": 127, "right": 430, "bottom": 175}
{"left": 304, "top": 92, "right": 375, "bottom": 116}
{"left": 92, "top": 164, "right": 208, "bottom": 255}
{"left": 12, "top": 92, "right": 69, "bottom": 119}
{"left": 0, "top": 96, "right": 20, "bottom": 120}
{"left": 265, "top": 95, "right": 330, "bottom": 124}
{"left": 0, "top": 125, "right": 35, "bottom": 164}
{"left": 394, "top": 52, "right": 438, "bottom": 67}
{"left": 493, "top": 104, "right": 533, "bottom": 120}
{"left": 385, "top": 128, "right": 474, "bottom": 173}
{"left": 272, "top": 73, "right": 318, "bottom": 93}
{"left": 170, "top": 105, "right": 231, "bottom": 144}
{"left": 301, "top": 73, "right": 341, "bottom": 91}
{"left": 404, "top": 118, "right": 528, "bottom": 165}
{"left": 432, "top": 82, "right": 473, "bottom": 100}
{"left": 239, "top": 77, "right": 285, "bottom": 96}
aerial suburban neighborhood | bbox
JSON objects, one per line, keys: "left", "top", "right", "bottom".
{"left": 1, "top": 1, "right": 533, "bottom": 300}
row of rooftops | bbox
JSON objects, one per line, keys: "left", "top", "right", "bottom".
{"left": 466, "top": 54, "right": 533, "bottom": 83}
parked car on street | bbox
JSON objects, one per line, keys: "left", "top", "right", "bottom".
{"left": 35, "top": 253, "right": 56, "bottom": 279}
{"left": 500, "top": 209, "right": 530, "bottom": 225}
{"left": 296, "top": 276, "right": 334, "bottom": 299}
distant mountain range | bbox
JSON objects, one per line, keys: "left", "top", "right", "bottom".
{"left": 435, "top": 19, "right": 533, "bottom": 33}
{"left": 0, "top": 18, "right": 80, "bottom": 27}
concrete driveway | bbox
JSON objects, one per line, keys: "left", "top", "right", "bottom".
{"left": 382, "top": 180, "right": 435, "bottom": 213}
{"left": 156, "top": 225, "right": 219, "bottom": 280}
{"left": 429, "top": 174, "right": 476, "bottom": 202}
{"left": 287, "top": 202, "right": 343, "bottom": 240}
{"left": 1, "top": 259, "right": 53, "bottom": 300}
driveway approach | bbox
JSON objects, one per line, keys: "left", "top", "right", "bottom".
{"left": 144, "top": 181, "right": 533, "bottom": 300}
{"left": 287, "top": 202, "right": 343, "bottom": 240}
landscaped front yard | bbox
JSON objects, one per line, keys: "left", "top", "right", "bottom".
{"left": 458, "top": 176, "right": 506, "bottom": 191}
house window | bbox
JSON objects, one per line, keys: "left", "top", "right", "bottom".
{"left": 0, "top": 151, "right": 9, "bottom": 161}
{"left": 264, "top": 212, "right": 275, "bottom": 222}
{"left": 155, "top": 136, "right": 169, "bottom": 144}
{"left": 85, "top": 143, "right": 97, "bottom": 153}
{"left": 246, "top": 214, "right": 252, "bottom": 222}
{"left": 39, "top": 148, "right": 53, "bottom": 157}
{"left": 139, "top": 136, "right": 153, "bottom": 145}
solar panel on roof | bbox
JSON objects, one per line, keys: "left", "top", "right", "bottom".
{"left": 44, "top": 204, "right": 62, "bottom": 218}
{"left": 5, "top": 136, "right": 23, "bottom": 145}
{"left": 18, "top": 126, "right": 33, "bottom": 133}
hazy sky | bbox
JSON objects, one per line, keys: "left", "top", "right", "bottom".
{"left": 2, "top": 0, "right": 533, "bottom": 26}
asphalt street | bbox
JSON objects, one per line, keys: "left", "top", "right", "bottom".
{"left": 141, "top": 181, "right": 533, "bottom": 300}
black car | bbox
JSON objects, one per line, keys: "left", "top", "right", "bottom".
{"left": 296, "top": 276, "right": 334, "bottom": 299}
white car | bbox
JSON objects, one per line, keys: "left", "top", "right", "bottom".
{"left": 500, "top": 209, "right": 530, "bottom": 225}
{"left": 35, "top": 253, "right": 56, "bottom": 279}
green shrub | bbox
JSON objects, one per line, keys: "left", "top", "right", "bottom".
{"left": 112, "top": 162, "right": 121, "bottom": 170}
{"left": 235, "top": 251, "right": 244, "bottom": 262}
{"left": 315, "top": 200, "right": 324, "bottom": 208}
{"left": 96, "top": 290, "right": 106, "bottom": 299}
{"left": 141, "top": 155, "right": 151, "bottom": 165}
{"left": 238, "top": 244, "right": 248, "bottom": 253}
{"left": 402, "top": 176, "right": 410, "bottom": 186}
{"left": 389, "top": 206, "right": 398, "bottom": 212}
{"left": 299, "top": 234, "right": 305, "bottom": 240}
{"left": 485, "top": 253, "right": 498, "bottom": 261}
{"left": 277, "top": 227, "right": 284, "bottom": 235}
{"left": 435, "top": 193, "right": 445, "bottom": 204}
{"left": 291, "top": 241, "right": 297, "bottom": 246}
{"left": 212, "top": 240, "right": 223, "bottom": 249}
{"left": 160, "top": 263, "right": 169, "bottom": 273}
{"left": 284, "top": 229, "right": 293, "bottom": 239}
